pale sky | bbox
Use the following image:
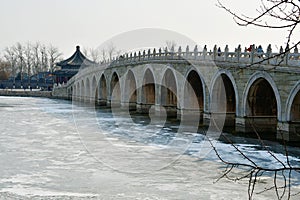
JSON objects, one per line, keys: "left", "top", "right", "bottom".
{"left": 0, "top": 0, "right": 295, "bottom": 57}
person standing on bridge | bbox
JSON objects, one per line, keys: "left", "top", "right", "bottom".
{"left": 257, "top": 45, "right": 264, "bottom": 58}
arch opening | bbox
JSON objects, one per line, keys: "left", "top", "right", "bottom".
{"left": 85, "top": 78, "right": 91, "bottom": 102}
{"left": 290, "top": 91, "right": 300, "bottom": 122}
{"left": 161, "top": 69, "right": 177, "bottom": 117}
{"left": 98, "top": 74, "right": 107, "bottom": 106}
{"left": 289, "top": 89, "right": 300, "bottom": 136}
{"left": 211, "top": 74, "right": 236, "bottom": 129}
{"left": 110, "top": 72, "right": 121, "bottom": 107}
{"left": 125, "top": 70, "right": 137, "bottom": 111}
{"left": 141, "top": 69, "right": 155, "bottom": 113}
{"left": 80, "top": 80, "right": 85, "bottom": 101}
{"left": 184, "top": 70, "right": 204, "bottom": 122}
{"left": 246, "top": 78, "right": 277, "bottom": 136}
{"left": 92, "top": 76, "right": 97, "bottom": 104}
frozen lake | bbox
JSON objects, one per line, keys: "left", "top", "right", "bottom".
{"left": 0, "top": 96, "right": 300, "bottom": 199}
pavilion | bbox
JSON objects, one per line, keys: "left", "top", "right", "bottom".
{"left": 54, "top": 46, "right": 96, "bottom": 84}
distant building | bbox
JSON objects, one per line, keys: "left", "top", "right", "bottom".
{"left": 54, "top": 46, "right": 96, "bottom": 84}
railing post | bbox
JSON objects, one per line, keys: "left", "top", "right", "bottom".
{"left": 284, "top": 44, "right": 289, "bottom": 65}
{"left": 134, "top": 52, "right": 137, "bottom": 61}
{"left": 178, "top": 46, "right": 182, "bottom": 58}
{"left": 164, "top": 47, "right": 168, "bottom": 59}
{"left": 170, "top": 46, "right": 174, "bottom": 59}
{"left": 138, "top": 51, "right": 141, "bottom": 61}
{"left": 186, "top": 45, "right": 189, "bottom": 59}
{"left": 250, "top": 44, "right": 255, "bottom": 64}
{"left": 158, "top": 48, "right": 162, "bottom": 58}
{"left": 147, "top": 49, "right": 151, "bottom": 60}
{"left": 203, "top": 45, "right": 207, "bottom": 60}
{"left": 153, "top": 48, "right": 156, "bottom": 59}
{"left": 213, "top": 45, "right": 217, "bottom": 60}
{"left": 266, "top": 44, "right": 272, "bottom": 64}
{"left": 236, "top": 44, "right": 241, "bottom": 63}
{"left": 194, "top": 45, "right": 198, "bottom": 60}
{"left": 294, "top": 45, "right": 299, "bottom": 60}
{"left": 224, "top": 45, "right": 229, "bottom": 61}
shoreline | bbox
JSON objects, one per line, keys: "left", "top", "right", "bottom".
{"left": 0, "top": 89, "right": 69, "bottom": 100}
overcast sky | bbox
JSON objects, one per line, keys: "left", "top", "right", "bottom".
{"left": 0, "top": 0, "right": 295, "bottom": 57}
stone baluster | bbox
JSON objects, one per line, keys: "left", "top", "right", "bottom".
{"left": 284, "top": 44, "right": 290, "bottom": 65}
{"left": 165, "top": 47, "right": 168, "bottom": 59}
{"left": 158, "top": 48, "right": 162, "bottom": 58}
{"left": 250, "top": 44, "right": 255, "bottom": 64}
{"left": 138, "top": 51, "right": 141, "bottom": 61}
{"left": 130, "top": 52, "right": 132, "bottom": 61}
{"left": 147, "top": 49, "right": 151, "bottom": 59}
{"left": 294, "top": 46, "right": 298, "bottom": 54}
{"left": 153, "top": 48, "right": 156, "bottom": 58}
{"left": 279, "top": 46, "right": 283, "bottom": 54}
{"left": 224, "top": 45, "right": 229, "bottom": 61}
{"left": 203, "top": 45, "right": 207, "bottom": 59}
{"left": 170, "top": 46, "right": 174, "bottom": 53}
{"left": 294, "top": 46, "right": 299, "bottom": 60}
{"left": 236, "top": 45, "right": 241, "bottom": 63}
{"left": 267, "top": 44, "right": 272, "bottom": 64}
{"left": 186, "top": 45, "right": 190, "bottom": 59}
{"left": 194, "top": 45, "right": 198, "bottom": 60}
{"left": 134, "top": 52, "right": 137, "bottom": 61}
{"left": 178, "top": 46, "right": 182, "bottom": 57}
{"left": 213, "top": 45, "right": 217, "bottom": 60}
{"left": 170, "top": 46, "right": 174, "bottom": 59}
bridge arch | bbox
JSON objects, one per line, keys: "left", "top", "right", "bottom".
{"left": 98, "top": 74, "right": 107, "bottom": 105}
{"left": 242, "top": 72, "right": 281, "bottom": 119}
{"left": 210, "top": 70, "right": 238, "bottom": 114}
{"left": 210, "top": 70, "right": 238, "bottom": 128}
{"left": 77, "top": 82, "right": 80, "bottom": 100}
{"left": 161, "top": 68, "right": 178, "bottom": 117}
{"left": 91, "top": 76, "right": 97, "bottom": 102}
{"left": 110, "top": 72, "right": 121, "bottom": 105}
{"left": 183, "top": 69, "right": 205, "bottom": 117}
{"left": 80, "top": 79, "right": 85, "bottom": 101}
{"left": 124, "top": 70, "right": 137, "bottom": 109}
{"left": 161, "top": 68, "right": 178, "bottom": 107}
{"left": 142, "top": 68, "right": 156, "bottom": 105}
{"left": 286, "top": 81, "right": 300, "bottom": 122}
{"left": 242, "top": 72, "right": 281, "bottom": 135}
{"left": 85, "top": 77, "right": 91, "bottom": 101}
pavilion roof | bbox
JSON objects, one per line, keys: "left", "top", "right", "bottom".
{"left": 56, "top": 46, "right": 96, "bottom": 68}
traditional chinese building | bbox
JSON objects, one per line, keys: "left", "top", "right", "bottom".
{"left": 54, "top": 46, "right": 96, "bottom": 84}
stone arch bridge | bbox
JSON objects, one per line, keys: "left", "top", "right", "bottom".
{"left": 54, "top": 45, "right": 300, "bottom": 143}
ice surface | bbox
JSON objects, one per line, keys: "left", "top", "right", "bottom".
{"left": 0, "top": 96, "right": 300, "bottom": 199}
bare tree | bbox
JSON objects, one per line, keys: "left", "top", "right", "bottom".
{"left": 24, "top": 42, "right": 33, "bottom": 78}
{"left": 0, "top": 58, "right": 10, "bottom": 80}
{"left": 32, "top": 42, "right": 41, "bottom": 74}
{"left": 3, "top": 46, "right": 17, "bottom": 80}
{"left": 14, "top": 42, "right": 25, "bottom": 81}
{"left": 165, "top": 40, "right": 177, "bottom": 52}
{"left": 95, "top": 42, "right": 122, "bottom": 63}
{"left": 40, "top": 44, "right": 48, "bottom": 72}
{"left": 217, "top": 0, "right": 300, "bottom": 57}
{"left": 82, "top": 47, "right": 101, "bottom": 63}
{"left": 213, "top": 1, "right": 300, "bottom": 199}
{"left": 48, "top": 44, "right": 62, "bottom": 73}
